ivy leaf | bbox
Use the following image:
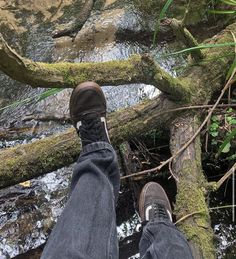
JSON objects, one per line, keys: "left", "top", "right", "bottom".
{"left": 222, "top": 142, "right": 231, "bottom": 153}
{"left": 227, "top": 108, "right": 233, "bottom": 113}
{"left": 229, "top": 119, "right": 236, "bottom": 125}
{"left": 212, "top": 115, "right": 220, "bottom": 122}
{"left": 217, "top": 128, "right": 236, "bottom": 156}
{"left": 210, "top": 122, "right": 219, "bottom": 130}
{"left": 210, "top": 131, "right": 219, "bottom": 137}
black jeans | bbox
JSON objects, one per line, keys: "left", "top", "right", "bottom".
{"left": 41, "top": 142, "right": 193, "bottom": 259}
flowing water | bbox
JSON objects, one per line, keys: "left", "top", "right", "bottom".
{"left": 0, "top": 2, "right": 235, "bottom": 258}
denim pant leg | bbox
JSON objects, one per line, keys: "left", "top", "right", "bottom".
{"left": 41, "top": 142, "right": 120, "bottom": 259}
{"left": 139, "top": 220, "right": 194, "bottom": 259}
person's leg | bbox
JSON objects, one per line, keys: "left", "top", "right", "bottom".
{"left": 138, "top": 182, "right": 193, "bottom": 259}
{"left": 41, "top": 82, "right": 120, "bottom": 259}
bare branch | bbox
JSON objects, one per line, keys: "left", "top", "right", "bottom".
{"left": 216, "top": 162, "right": 236, "bottom": 189}
{"left": 167, "top": 18, "right": 204, "bottom": 61}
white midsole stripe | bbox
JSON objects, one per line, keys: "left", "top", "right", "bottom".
{"left": 101, "top": 117, "right": 110, "bottom": 142}
{"left": 76, "top": 121, "right": 82, "bottom": 129}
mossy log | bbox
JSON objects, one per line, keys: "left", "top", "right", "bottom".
{"left": 168, "top": 18, "right": 204, "bottom": 62}
{"left": 181, "top": 22, "right": 236, "bottom": 104}
{"left": 0, "top": 95, "right": 177, "bottom": 188}
{"left": 170, "top": 114, "right": 214, "bottom": 259}
{"left": 0, "top": 34, "right": 188, "bottom": 101}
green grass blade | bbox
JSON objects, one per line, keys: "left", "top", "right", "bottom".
{"left": 220, "top": 0, "right": 236, "bottom": 6}
{"left": 153, "top": 0, "right": 173, "bottom": 46}
{"left": 0, "top": 88, "right": 64, "bottom": 112}
{"left": 165, "top": 42, "right": 236, "bottom": 56}
{"left": 36, "top": 88, "right": 64, "bottom": 102}
{"left": 0, "top": 98, "right": 32, "bottom": 112}
{"left": 208, "top": 9, "right": 236, "bottom": 14}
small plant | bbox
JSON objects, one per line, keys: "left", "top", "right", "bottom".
{"left": 209, "top": 115, "right": 220, "bottom": 139}
{"left": 209, "top": 109, "right": 236, "bottom": 159}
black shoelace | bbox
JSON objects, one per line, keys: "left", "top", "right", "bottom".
{"left": 79, "top": 117, "right": 106, "bottom": 146}
{"left": 152, "top": 203, "right": 169, "bottom": 220}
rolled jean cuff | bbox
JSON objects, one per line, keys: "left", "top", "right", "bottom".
{"left": 80, "top": 141, "right": 114, "bottom": 155}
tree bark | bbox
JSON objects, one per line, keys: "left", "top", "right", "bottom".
{"left": 170, "top": 114, "right": 215, "bottom": 259}
{"left": 0, "top": 95, "right": 177, "bottom": 188}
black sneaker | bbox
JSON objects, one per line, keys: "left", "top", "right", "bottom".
{"left": 69, "top": 82, "right": 110, "bottom": 147}
{"left": 139, "top": 182, "right": 172, "bottom": 222}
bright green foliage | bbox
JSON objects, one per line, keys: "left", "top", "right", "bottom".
{"left": 209, "top": 115, "right": 220, "bottom": 138}
{"left": 218, "top": 128, "right": 236, "bottom": 154}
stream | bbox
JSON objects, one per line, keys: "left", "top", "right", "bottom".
{"left": 0, "top": 1, "right": 235, "bottom": 258}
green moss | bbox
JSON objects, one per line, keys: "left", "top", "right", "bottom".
{"left": 175, "top": 179, "right": 215, "bottom": 258}
{"left": 119, "top": 143, "right": 128, "bottom": 154}
{"left": 153, "top": 67, "right": 192, "bottom": 102}
{"left": 0, "top": 129, "right": 81, "bottom": 188}
{"left": 37, "top": 55, "right": 147, "bottom": 87}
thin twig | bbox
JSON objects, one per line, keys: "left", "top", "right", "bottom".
{"left": 205, "top": 117, "right": 211, "bottom": 152}
{"left": 168, "top": 160, "right": 179, "bottom": 182}
{"left": 155, "top": 103, "right": 236, "bottom": 116}
{"left": 228, "top": 32, "right": 236, "bottom": 104}
{"left": 217, "top": 162, "right": 236, "bottom": 189}
{"left": 175, "top": 205, "right": 236, "bottom": 225}
{"left": 175, "top": 211, "right": 204, "bottom": 225}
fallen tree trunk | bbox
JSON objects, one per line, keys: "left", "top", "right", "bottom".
{"left": 0, "top": 35, "right": 188, "bottom": 100}
{"left": 170, "top": 114, "right": 214, "bottom": 259}
{"left": 0, "top": 95, "right": 177, "bottom": 188}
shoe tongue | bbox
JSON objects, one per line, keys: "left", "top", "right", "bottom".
{"left": 81, "top": 112, "right": 99, "bottom": 121}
